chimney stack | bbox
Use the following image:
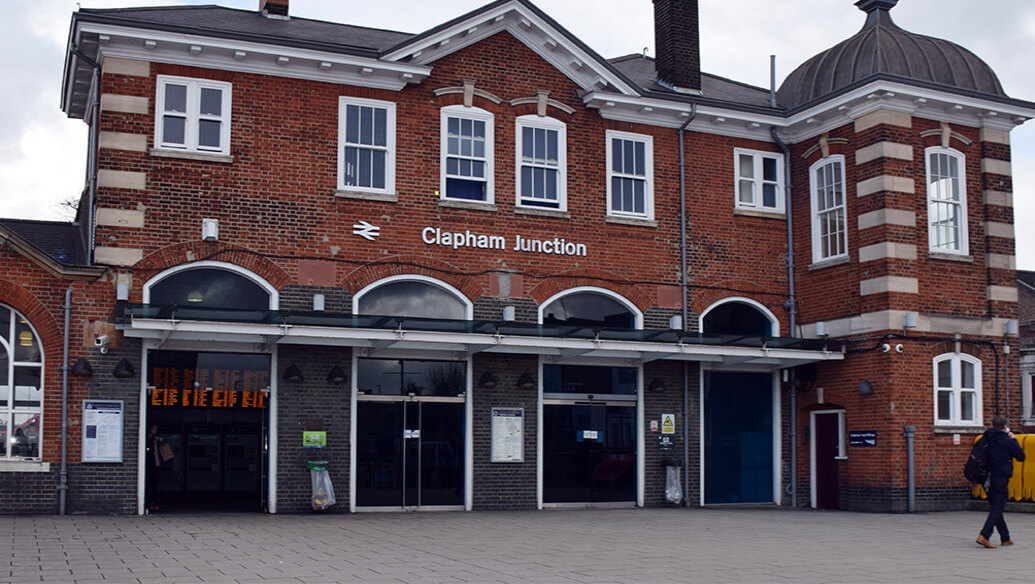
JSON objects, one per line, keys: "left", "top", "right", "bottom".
{"left": 260, "top": 0, "right": 289, "bottom": 17}
{"left": 653, "top": 0, "right": 701, "bottom": 92}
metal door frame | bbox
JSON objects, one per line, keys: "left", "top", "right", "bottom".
{"left": 350, "top": 354, "right": 472, "bottom": 512}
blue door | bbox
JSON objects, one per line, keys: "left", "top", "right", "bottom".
{"left": 704, "top": 372, "right": 773, "bottom": 504}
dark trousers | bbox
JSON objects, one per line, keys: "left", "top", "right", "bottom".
{"left": 980, "top": 476, "right": 1010, "bottom": 541}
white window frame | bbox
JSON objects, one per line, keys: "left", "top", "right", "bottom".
{"left": 1021, "top": 354, "right": 1035, "bottom": 425}
{"left": 154, "top": 75, "right": 232, "bottom": 155}
{"left": 734, "top": 148, "right": 784, "bottom": 213}
{"left": 440, "top": 105, "right": 494, "bottom": 204}
{"left": 933, "top": 352, "right": 982, "bottom": 427}
{"left": 0, "top": 304, "right": 44, "bottom": 460}
{"left": 337, "top": 97, "right": 396, "bottom": 195}
{"left": 926, "top": 146, "right": 969, "bottom": 255}
{"left": 606, "top": 130, "right": 654, "bottom": 221}
{"left": 809, "top": 155, "right": 848, "bottom": 263}
{"left": 515, "top": 115, "right": 566, "bottom": 211}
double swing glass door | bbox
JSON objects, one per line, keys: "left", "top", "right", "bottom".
{"left": 356, "top": 398, "right": 465, "bottom": 508}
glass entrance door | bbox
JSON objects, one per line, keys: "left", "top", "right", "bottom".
{"left": 704, "top": 371, "right": 774, "bottom": 504}
{"left": 355, "top": 399, "right": 464, "bottom": 509}
{"left": 543, "top": 403, "right": 636, "bottom": 503}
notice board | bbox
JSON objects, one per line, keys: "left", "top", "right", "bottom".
{"left": 491, "top": 407, "right": 524, "bottom": 463}
{"left": 82, "top": 400, "right": 124, "bottom": 463}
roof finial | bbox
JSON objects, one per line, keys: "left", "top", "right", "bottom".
{"left": 855, "top": 0, "right": 897, "bottom": 12}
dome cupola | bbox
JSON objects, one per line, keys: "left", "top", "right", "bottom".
{"left": 777, "top": 0, "right": 1006, "bottom": 109}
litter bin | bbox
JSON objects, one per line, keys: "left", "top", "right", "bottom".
{"left": 307, "top": 460, "right": 336, "bottom": 511}
{"left": 664, "top": 459, "right": 682, "bottom": 505}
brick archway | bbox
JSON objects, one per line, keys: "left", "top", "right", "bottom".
{"left": 134, "top": 242, "right": 292, "bottom": 293}
{"left": 343, "top": 255, "right": 485, "bottom": 303}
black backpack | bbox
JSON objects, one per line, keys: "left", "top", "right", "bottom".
{"left": 963, "top": 435, "right": 989, "bottom": 484}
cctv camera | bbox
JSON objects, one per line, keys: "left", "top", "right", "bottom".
{"left": 895, "top": 344, "right": 904, "bottom": 353}
{"left": 881, "top": 343, "right": 891, "bottom": 353}
{"left": 94, "top": 334, "right": 110, "bottom": 347}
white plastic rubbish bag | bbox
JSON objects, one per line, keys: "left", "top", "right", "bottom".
{"left": 307, "top": 461, "right": 336, "bottom": 510}
{"left": 665, "top": 465, "right": 683, "bottom": 505}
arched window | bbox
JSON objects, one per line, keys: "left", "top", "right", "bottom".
{"left": 355, "top": 277, "right": 469, "bottom": 320}
{"left": 701, "top": 299, "right": 776, "bottom": 337}
{"left": 934, "top": 353, "right": 981, "bottom": 426}
{"left": 540, "top": 289, "right": 639, "bottom": 329}
{"left": 926, "top": 146, "right": 968, "bottom": 255}
{"left": 145, "top": 263, "right": 274, "bottom": 311}
{"left": 0, "top": 304, "right": 42, "bottom": 459}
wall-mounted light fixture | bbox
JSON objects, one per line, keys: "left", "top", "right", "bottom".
{"left": 857, "top": 380, "right": 875, "bottom": 395}
{"left": 313, "top": 294, "right": 326, "bottom": 312}
{"left": 516, "top": 372, "right": 536, "bottom": 390}
{"left": 478, "top": 371, "right": 499, "bottom": 389}
{"left": 112, "top": 359, "right": 135, "bottom": 379}
{"left": 202, "top": 218, "right": 219, "bottom": 241}
{"left": 283, "top": 364, "right": 304, "bottom": 383}
{"left": 669, "top": 315, "right": 683, "bottom": 331}
{"left": 326, "top": 365, "right": 346, "bottom": 385}
{"left": 502, "top": 306, "right": 516, "bottom": 322}
{"left": 648, "top": 377, "right": 666, "bottom": 393}
{"left": 71, "top": 357, "right": 94, "bottom": 378}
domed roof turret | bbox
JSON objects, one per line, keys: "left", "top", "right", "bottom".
{"left": 777, "top": 0, "right": 1006, "bottom": 110}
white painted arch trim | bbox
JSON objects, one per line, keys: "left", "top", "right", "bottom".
{"left": 142, "top": 260, "right": 279, "bottom": 309}
{"left": 352, "top": 274, "right": 474, "bottom": 320}
{"left": 699, "top": 296, "right": 779, "bottom": 336}
{"left": 537, "top": 286, "right": 643, "bottom": 329}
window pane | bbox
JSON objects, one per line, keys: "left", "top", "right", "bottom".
{"left": 11, "top": 413, "right": 39, "bottom": 458}
{"left": 739, "top": 154, "right": 754, "bottom": 178}
{"left": 446, "top": 177, "right": 485, "bottom": 201}
{"left": 13, "top": 319, "right": 40, "bottom": 362}
{"left": 164, "top": 83, "right": 187, "bottom": 112}
{"left": 762, "top": 156, "right": 777, "bottom": 181}
{"left": 762, "top": 184, "right": 777, "bottom": 208}
{"left": 0, "top": 416, "right": 6, "bottom": 457}
{"left": 13, "top": 367, "right": 41, "bottom": 408}
{"left": 373, "top": 108, "right": 387, "bottom": 147}
{"left": 960, "top": 391, "right": 975, "bottom": 421}
{"left": 0, "top": 352, "right": 8, "bottom": 407}
{"left": 547, "top": 129, "right": 558, "bottom": 162}
{"left": 521, "top": 167, "right": 533, "bottom": 197}
{"left": 961, "top": 361, "right": 975, "bottom": 388}
{"left": 163, "top": 116, "right": 186, "bottom": 145}
{"left": 739, "top": 180, "right": 753, "bottom": 204}
{"left": 634, "top": 142, "right": 645, "bottom": 175}
{"left": 937, "top": 390, "right": 952, "bottom": 420}
{"left": 343, "top": 147, "right": 358, "bottom": 185}
{"left": 623, "top": 141, "right": 635, "bottom": 175}
{"left": 199, "top": 87, "right": 222, "bottom": 116}
{"left": 448, "top": 117, "right": 459, "bottom": 135}
{"left": 372, "top": 150, "right": 386, "bottom": 189}
{"left": 1, "top": 307, "right": 10, "bottom": 342}
{"left": 611, "top": 139, "right": 622, "bottom": 173}
{"left": 359, "top": 106, "right": 374, "bottom": 145}
{"left": 522, "top": 127, "right": 534, "bottom": 159}
{"left": 534, "top": 128, "right": 546, "bottom": 161}
{"left": 198, "top": 119, "right": 221, "bottom": 149}
{"left": 937, "top": 360, "right": 952, "bottom": 387}
{"left": 358, "top": 149, "right": 372, "bottom": 187}
{"left": 346, "top": 105, "right": 360, "bottom": 143}
{"left": 357, "top": 358, "right": 465, "bottom": 397}
{"left": 611, "top": 177, "right": 622, "bottom": 209}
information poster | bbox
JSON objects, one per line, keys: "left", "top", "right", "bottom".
{"left": 491, "top": 407, "right": 524, "bottom": 463}
{"left": 82, "top": 400, "right": 124, "bottom": 463}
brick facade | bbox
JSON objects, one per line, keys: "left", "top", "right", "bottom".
{"left": 1, "top": 0, "right": 1030, "bottom": 515}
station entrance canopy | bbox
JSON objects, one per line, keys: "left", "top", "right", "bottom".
{"left": 117, "top": 304, "right": 843, "bottom": 370}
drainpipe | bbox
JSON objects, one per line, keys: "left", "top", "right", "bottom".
{"left": 903, "top": 425, "right": 916, "bottom": 512}
{"left": 771, "top": 127, "right": 798, "bottom": 507}
{"left": 678, "top": 104, "right": 696, "bottom": 505}
{"left": 59, "top": 287, "right": 72, "bottom": 515}
{"left": 70, "top": 45, "right": 100, "bottom": 264}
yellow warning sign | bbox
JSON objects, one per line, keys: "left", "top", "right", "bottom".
{"left": 661, "top": 413, "right": 675, "bottom": 435}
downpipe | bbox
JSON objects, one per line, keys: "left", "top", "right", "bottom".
{"left": 59, "top": 287, "right": 72, "bottom": 515}
{"left": 678, "top": 105, "right": 696, "bottom": 506}
{"left": 904, "top": 425, "right": 916, "bottom": 512}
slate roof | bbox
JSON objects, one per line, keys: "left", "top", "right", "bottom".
{"left": 0, "top": 219, "right": 88, "bottom": 267}
{"left": 778, "top": 0, "right": 1007, "bottom": 110}
{"left": 609, "top": 54, "right": 774, "bottom": 111}
{"left": 75, "top": 5, "right": 413, "bottom": 58}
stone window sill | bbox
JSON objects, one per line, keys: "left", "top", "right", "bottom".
{"left": 809, "top": 256, "right": 851, "bottom": 271}
{"left": 928, "top": 252, "right": 973, "bottom": 263}
{"left": 150, "top": 148, "right": 234, "bottom": 164}
{"left": 439, "top": 199, "right": 497, "bottom": 212}
{"left": 515, "top": 207, "right": 569, "bottom": 219}
{"left": 335, "top": 190, "right": 398, "bottom": 203}
{"left": 933, "top": 425, "right": 983, "bottom": 435}
{"left": 734, "top": 208, "right": 786, "bottom": 220}
{"left": 0, "top": 460, "right": 51, "bottom": 473}
{"left": 605, "top": 216, "right": 657, "bottom": 228}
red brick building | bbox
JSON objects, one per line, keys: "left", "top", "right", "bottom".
{"left": 1, "top": 0, "right": 1031, "bottom": 513}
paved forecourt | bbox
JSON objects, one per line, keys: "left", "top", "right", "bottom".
{"left": 0, "top": 507, "right": 1032, "bottom": 583}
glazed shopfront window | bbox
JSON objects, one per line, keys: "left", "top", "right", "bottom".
{"left": 0, "top": 304, "right": 42, "bottom": 459}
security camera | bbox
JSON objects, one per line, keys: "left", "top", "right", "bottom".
{"left": 94, "top": 334, "right": 110, "bottom": 347}
{"left": 895, "top": 344, "right": 904, "bottom": 353}
{"left": 881, "top": 343, "right": 891, "bottom": 353}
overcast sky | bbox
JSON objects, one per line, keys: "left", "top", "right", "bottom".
{"left": 3, "top": 0, "right": 1034, "bottom": 266}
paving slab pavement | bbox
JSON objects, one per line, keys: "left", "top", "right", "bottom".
{"left": 0, "top": 507, "right": 1031, "bottom": 583}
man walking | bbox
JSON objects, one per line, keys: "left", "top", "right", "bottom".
{"left": 976, "top": 415, "right": 1025, "bottom": 548}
